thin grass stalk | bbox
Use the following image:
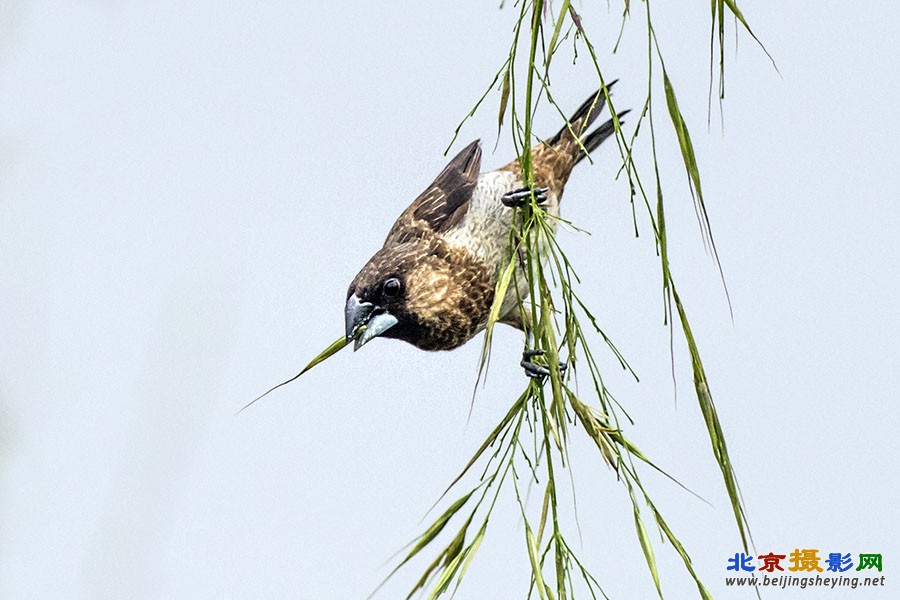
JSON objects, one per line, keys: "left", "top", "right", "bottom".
{"left": 369, "top": 2, "right": 773, "bottom": 598}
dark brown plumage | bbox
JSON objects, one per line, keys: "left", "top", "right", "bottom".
{"left": 345, "top": 86, "right": 626, "bottom": 356}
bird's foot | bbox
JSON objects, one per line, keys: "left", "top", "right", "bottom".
{"left": 501, "top": 186, "right": 549, "bottom": 208}
{"left": 521, "top": 348, "right": 567, "bottom": 380}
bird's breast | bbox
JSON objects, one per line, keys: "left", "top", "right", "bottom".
{"left": 443, "top": 170, "right": 520, "bottom": 274}
{"left": 443, "top": 168, "right": 563, "bottom": 327}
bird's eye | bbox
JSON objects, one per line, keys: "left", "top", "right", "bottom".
{"left": 382, "top": 277, "right": 402, "bottom": 298}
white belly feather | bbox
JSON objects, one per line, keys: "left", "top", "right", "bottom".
{"left": 444, "top": 170, "right": 560, "bottom": 324}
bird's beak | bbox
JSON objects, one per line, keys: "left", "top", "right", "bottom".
{"left": 345, "top": 294, "right": 399, "bottom": 351}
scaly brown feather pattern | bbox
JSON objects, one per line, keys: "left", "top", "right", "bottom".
{"left": 346, "top": 86, "right": 623, "bottom": 352}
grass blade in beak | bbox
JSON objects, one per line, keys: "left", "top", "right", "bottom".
{"left": 238, "top": 335, "right": 350, "bottom": 413}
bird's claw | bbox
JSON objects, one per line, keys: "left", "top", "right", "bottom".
{"left": 501, "top": 186, "right": 550, "bottom": 208}
{"left": 520, "top": 348, "right": 567, "bottom": 380}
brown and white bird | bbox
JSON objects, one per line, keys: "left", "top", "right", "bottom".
{"left": 345, "top": 86, "right": 626, "bottom": 374}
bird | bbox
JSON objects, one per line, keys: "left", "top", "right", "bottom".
{"left": 345, "top": 85, "right": 626, "bottom": 376}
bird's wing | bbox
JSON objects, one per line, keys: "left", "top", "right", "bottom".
{"left": 385, "top": 140, "right": 482, "bottom": 245}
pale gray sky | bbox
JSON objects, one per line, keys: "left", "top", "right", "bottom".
{"left": 1, "top": 1, "right": 898, "bottom": 599}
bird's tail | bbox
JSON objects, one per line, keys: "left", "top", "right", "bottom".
{"left": 502, "top": 84, "right": 628, "bottom": 193}
{"left": 547, "top": 82, "right": 628, "bottom": 166}
{"left": 573, "top": 109, "right": 629, "bottom": 166}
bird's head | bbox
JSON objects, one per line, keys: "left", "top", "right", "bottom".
{"left": 345, "top": 242, "right": 423, "bottom": 351}
{"left": 345, "top": 239, "right": 494, "bottom": 352}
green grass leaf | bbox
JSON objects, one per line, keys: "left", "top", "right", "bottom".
{"left": 633, "top": 506, "right": 663, "bottom": 599}
{"left": 662, "top": 70, "right": 704, "bottom": 215}
{"left": 672, "top": 285, "right": 751, "bottom": 551}
{"left": 526, "top": 522, "right": 549, "bottom": 600}
{"left": 239, "top": 336, "right": 349, "bottom": 412}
